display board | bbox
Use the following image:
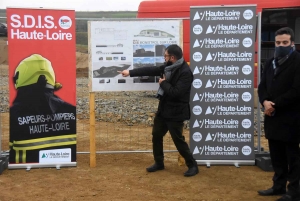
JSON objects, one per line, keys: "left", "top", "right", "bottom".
{"left": 189, "top": 5, "right": 257, "bottom": 165}
{"left": 89, "top": 20, "right": 183, "bottom": 91}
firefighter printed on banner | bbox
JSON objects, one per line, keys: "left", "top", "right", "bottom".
{"left": 9, "top": 54, "right": 76, "bottom": 164}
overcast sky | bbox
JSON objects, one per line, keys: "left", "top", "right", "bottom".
{"left": 0, "top": 0, "right": 145, "bottom": 11}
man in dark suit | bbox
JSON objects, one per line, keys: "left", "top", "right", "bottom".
{"left": 119, "top": 44, "right": 198, "bottom": 177}
{"left": 258, "top": 27, "right": 300, "bottom": 201}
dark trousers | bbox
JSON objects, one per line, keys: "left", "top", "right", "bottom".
{"left": 268, "top": 139, "right": 300, "bottom": 196}
{"left": 151, "top": 115, "right": 196, "bottom": 168}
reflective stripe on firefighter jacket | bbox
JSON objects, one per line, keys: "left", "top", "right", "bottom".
{"left": 10, "top": 134, "right": 76, "bottom": 163}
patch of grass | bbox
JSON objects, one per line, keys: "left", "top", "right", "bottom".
{"left": 76, "top": 44, "right": 88, "bottom": 53}
{"left": 76, "top": 32, "right": 88, "bottom": 46}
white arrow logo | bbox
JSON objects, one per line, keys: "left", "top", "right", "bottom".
{"left": 205, "top": 79, "right": 212, "bottom": 88}
{"left": 206, "top": 106, "right": 212, "bottom": 115}
{"left": 193, "top": 39, "right": 200, "bottom": 48}
{"left": 206, "top": 52, "right": 212, "bottom": 61}
{"left": 193, "top": 93, "right": 199, "bottom": 101}
{"left": 205, "top": 133, "right": 212, "bottom": 141}
{"left": 193, "top": 119, "right": 200, "bottom": 128}
{"left": 206, "top": 25, "right": 213, "bottom": 34}
{"left": 193, "top": 146, "right": 200, "bottom": 154}
{"left": 193, "top": 12, "right": 200, "bottom": 20}
{"left": 193, "top": 66, "right": 200, "bottom": 75}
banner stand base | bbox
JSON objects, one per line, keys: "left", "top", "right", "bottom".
{"left": 255, "top": 151, "right": 273, "bottom": 172}
{"left": 8, "top": 162, "right": 77, "bottom": 170}
{"left": 196, "top": 160, "right": 255, "bottom": 168}
{"left": 0, "top": 155, "right": 9, "bottom": 175}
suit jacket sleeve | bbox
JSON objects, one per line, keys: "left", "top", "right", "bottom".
{"left": 258, "top": 59, "right": 271, "bottom": 106}
{"left": 129, "top": 66, "right": 162, "bottom": 77}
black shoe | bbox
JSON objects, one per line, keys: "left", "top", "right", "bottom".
{"left": 184, "top": 166, "right": 199, "bottom": 177}
{"left": 146, "top": 163, "right": 164, "bottom": 172}
{"left": 276, "top": 194, "right": 300, "bottom": 201}
{"left": 258, "top": 188, "right": 286, "bottom": 196}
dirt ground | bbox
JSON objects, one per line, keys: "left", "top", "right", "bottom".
{"left": 0, "top": 37, "right": 276, "bottom": 201}
{"left": 0, "top": 117, "right": 276, "bottom": 201}
{"left": 0, "top": 154, "right": 276, "bottom": 201}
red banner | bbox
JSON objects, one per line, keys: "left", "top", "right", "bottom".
{"left": 7, "top": 8, "right": 77, "bottom": 168}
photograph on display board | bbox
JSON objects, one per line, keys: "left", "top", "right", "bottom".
{"left": 132, "top": 44, "right": 171, "bottom": 83}
{"left": 155, "top": 57, "right": 165, "bottom": 67}
{"left": 155, "top": 44, "right": 170, "bottom": 57}
{"left": 132, "top": 57, "right": 157, "bottom": 83}
{"left": 93, "top": 62, "right": 131, "bottom": 78}
{"left": 133, "top": 44, "right": 155, "bottom": 57}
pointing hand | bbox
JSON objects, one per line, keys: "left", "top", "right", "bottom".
{"left": 118, "top": 70, "right": 130, "bottom": 77}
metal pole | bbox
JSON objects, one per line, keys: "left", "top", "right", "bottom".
{"left": 256, "top": 12, "right": 262, "bottom": 154}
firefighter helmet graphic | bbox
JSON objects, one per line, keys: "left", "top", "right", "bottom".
{"left": 13, "top": 54, "right": 56, "bottom": 89}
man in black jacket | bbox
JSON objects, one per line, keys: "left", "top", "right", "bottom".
{"left": 119, "top": 44, "right": 198, "bottom": 177}
{"left": 257, "top": 27, "right": 300, "bottom": 201}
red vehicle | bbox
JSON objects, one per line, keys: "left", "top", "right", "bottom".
{"left": 137, "top": 0, "right": 300, "bottom": 87}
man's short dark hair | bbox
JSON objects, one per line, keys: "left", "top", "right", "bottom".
{"left": 275, "top": 27, "right": 295, "bottom": 42}
{"left": 165, "top": 44, "right": 183, "bottom": 60}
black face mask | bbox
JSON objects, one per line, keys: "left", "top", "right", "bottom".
{"left": 274, "top": 45, "right": 292, "bottom": 58}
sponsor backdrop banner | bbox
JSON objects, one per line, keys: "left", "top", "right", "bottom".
{"left": 89, "top": 20, "right": 182, "bottom": 91}
{"left": 7, "top": 8, "right": 77, "bottom": 169}
{"left": 189, "top": 5, "right": 256, "bottom": 164}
